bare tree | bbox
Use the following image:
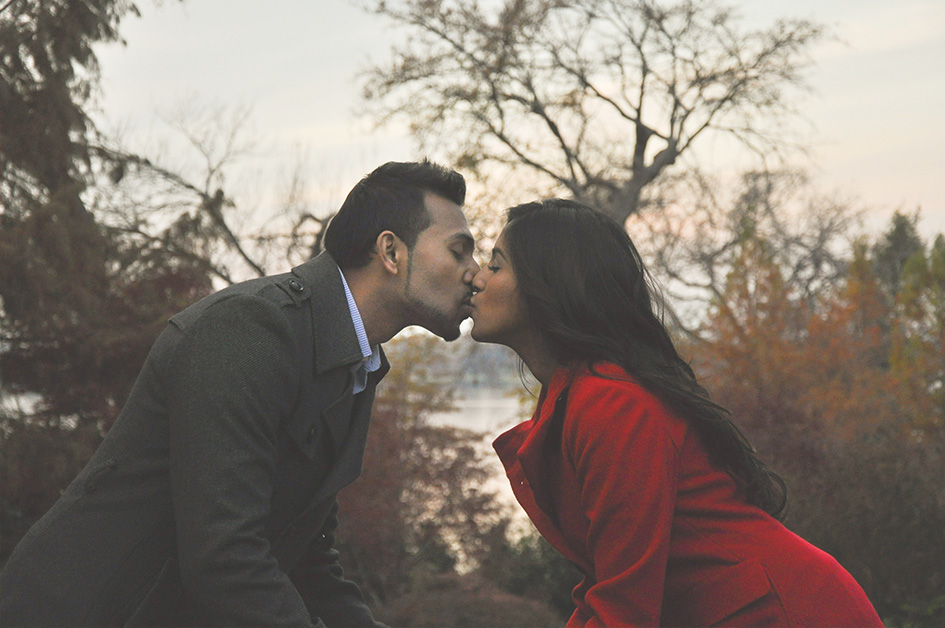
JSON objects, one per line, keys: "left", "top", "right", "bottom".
{"left": 91, "top": 102, "right": 331, "bottom": 285}
{"left": 361, "top": 0, "right": 825, "bottom": 225}
{"left": 630, "top": 169, "right": 860, "bottom": 334}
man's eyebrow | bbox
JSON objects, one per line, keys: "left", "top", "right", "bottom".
{"left": 449, "top": 232, "right": 475, "bottom": 248}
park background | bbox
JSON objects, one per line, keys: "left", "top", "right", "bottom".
{"left": 1, "top": 0, "right": 943, "bottom": 626}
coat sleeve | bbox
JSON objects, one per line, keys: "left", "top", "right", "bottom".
{"left": 163, "top": 294, "right": 318, "bottom": 626}
{"left": 563, "top": 378, "right": 682, "bottom": 628}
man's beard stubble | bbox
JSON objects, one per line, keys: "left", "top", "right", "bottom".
{"left": 404, "top": 260, "right": 463, "bottom": 342}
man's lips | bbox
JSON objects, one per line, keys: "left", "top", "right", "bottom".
{"left": 460, "top": 294, "right": 475, "bottom": 315}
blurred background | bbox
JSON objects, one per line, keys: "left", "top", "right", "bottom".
{"left": 1, "top": 1, "right": 943, "bottom": 626}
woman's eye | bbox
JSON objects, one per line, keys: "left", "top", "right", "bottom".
{"left": 487, "top": 265, "right": 500, "bottom": 272}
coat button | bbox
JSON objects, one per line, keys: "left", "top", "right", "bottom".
{"left": 307, "top": 426, "right": 316, "bottom": 442}
{"left": 288, "top": 279, "right": 304, "bottom": 292}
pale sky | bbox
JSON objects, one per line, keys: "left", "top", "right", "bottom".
{"left": 92, "top": 0, "right": 945, "bottom": 239}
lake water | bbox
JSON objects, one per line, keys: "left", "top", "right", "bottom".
{"left": 428, "top": 386, "right": 531, "bottom": 434}
{"left": 427, "top": 386, "right": 538, "bottom": 517}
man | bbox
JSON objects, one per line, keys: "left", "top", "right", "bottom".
{"left": 0, "top": 161, "right": 479, "bottom": 627}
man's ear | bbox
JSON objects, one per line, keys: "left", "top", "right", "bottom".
{"left": 376, "top": 231, "right": 404, "bottom": 275}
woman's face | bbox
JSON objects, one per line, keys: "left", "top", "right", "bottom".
{"left": 469, "top": 230, "right": 531, "bottom": 348}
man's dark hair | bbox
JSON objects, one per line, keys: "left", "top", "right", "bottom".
{"left": 324, "top": 160, "right": 466, "bottom": 269}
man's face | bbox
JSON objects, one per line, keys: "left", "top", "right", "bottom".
{"left": 403, "top": 193, "right": 479, "bottom": 341}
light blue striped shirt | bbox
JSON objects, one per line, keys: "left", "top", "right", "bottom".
{"left": 337, "top": 267, "right": 381, "bottom": 394}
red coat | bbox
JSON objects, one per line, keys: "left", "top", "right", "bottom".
{"left": 494, "top": 363, "right": 883, "bottom": 628}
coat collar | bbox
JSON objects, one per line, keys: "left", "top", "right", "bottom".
{"left": 289, "top": 252, "right": 389, "bottom": 376}
{"left": 502, "top": 362, "right": 630, "bottom": 476}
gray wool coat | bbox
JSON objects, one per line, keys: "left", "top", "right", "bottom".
{"left": 0, "top": 252, "right": 389, "bottom": 627}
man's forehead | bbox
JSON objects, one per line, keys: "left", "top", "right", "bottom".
{"left": 424, "top": 193, "right": 472, "bottom": 236}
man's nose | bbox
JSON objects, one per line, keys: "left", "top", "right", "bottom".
{"left": 465, "top": 259, "right": 481, "bottom": 283}
{"left": 471, "top": 267, "right": 486, "bottom": 291}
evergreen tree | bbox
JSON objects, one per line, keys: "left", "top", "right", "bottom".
{"left": 872, "top": 211, "right": 924, "bottom": 299}
{"left": 0, "top": 0, "right": 215, "bottom": 562}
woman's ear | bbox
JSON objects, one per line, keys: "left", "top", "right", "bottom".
{"left": 376, "top": 231, "right": 403, "bottom": 275}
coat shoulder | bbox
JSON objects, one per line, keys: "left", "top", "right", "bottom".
{"left": 561, "top": 362, "right": 688, "bottom": 454}
{"left": 168, "top": 273, "right": 302, "bottom": 333}
{"left": 567, "top": 362, "right": 673, "bottom": 418}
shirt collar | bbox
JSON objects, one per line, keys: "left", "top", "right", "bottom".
{"left": 337, "top": 266, "right": 381, "bottom": 372}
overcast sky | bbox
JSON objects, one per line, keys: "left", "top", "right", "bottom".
{"left": 92, "top": 0, "right": 945, "bottom": 238}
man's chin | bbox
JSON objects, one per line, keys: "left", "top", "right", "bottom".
{"left": 420, "top": 317, "right": 464, "bottom": 342}
{"left": 432, "top": 325, "right": 461, "bottom": 342}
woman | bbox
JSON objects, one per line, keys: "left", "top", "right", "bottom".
{"left": 469, "top": 199, "right": 882, "bottom": 628}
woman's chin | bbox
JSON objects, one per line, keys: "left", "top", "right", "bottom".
{"left": 469, "top": 321, "right": 491, "bottom": 344}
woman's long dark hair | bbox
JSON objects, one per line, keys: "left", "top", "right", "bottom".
{"left": 504, "top": 199, "right": 787, "bottom": 519}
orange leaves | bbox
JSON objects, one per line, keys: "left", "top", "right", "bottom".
{"left": 691, "top": 217, "right": 944, "bottom": 451}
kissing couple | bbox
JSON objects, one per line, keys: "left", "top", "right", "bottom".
{"left": 2, "top": 161, "right": 881, "bottom": 627}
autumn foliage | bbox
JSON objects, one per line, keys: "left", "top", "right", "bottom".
{"left": 685, "top": 214, "right": 945, "bottom": 625}
{"left": 335, "top": 335, "right": 505, "bottom": 602}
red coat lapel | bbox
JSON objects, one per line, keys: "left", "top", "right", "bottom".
{"left": 493, "top": 367, "right": 591, "bottom": 572}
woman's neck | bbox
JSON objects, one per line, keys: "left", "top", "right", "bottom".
{"left": 514, "top": 331, "right": 558, "bottom": 388}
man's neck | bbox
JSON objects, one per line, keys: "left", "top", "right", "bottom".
{"left": 342, "top": 265, "right": 400, "bottom": 347}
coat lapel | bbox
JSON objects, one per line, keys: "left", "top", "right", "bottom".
{"left": 258, "top": 254, "right": 394, "bottom": 575}
{"left": 494, "top": 367, "right": 591, "bottom": 572}
{"left": 318, "top": 357, "right": 389, "bottom": 496}
{"left": 290, "top": 254, "right": 365, "bottom": 375}
{"left": 286, "top": 253, "right": 391, "bottom": 501}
